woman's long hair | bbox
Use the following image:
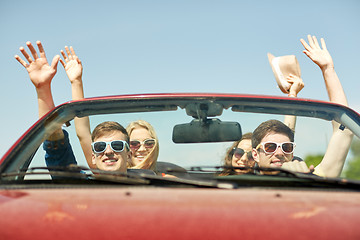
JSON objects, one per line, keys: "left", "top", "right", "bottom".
{"left": 126, "top": 120, "right": 159, "bottom": 170}
{"left": 221, "top": 132, "right": 253, "bottom": 175}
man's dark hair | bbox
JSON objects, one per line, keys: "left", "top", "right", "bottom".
{"left": 251, "top": 119, "right": 294, "bottom": 149}
{"left": 91, "top": 121, "right": 129, "bottom": 143}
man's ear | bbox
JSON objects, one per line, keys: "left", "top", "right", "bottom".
{"left": 126, "top": 150, "right": 132, "bottom": 162}
{"left": 92, "top": 152, "right": 96, "bottom": 165}
{"left": 252, "top": 148, "right": 260, "bottom": 163}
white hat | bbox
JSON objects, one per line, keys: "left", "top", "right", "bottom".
{"left": 267, "top": 53, "right": 301, "bottom": 94}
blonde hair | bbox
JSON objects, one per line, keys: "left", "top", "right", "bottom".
{"left": 126, "top": 120, "right": 159, "bottom": 170}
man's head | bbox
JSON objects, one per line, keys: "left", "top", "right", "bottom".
{"left": 91, "top": 121, "right": 131, "bottom": 172}
{"left": 252, "top": 120, "right": 295, "bottom": 168}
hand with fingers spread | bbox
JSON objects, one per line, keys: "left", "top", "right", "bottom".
{"left": 301, "top": 35, "right": 346, "bottom": 106}
{"left": 60, "top": 46, "right": 83, "bottom": 83}
{"left": 14, "top": 41, "right": 64, "bottom": 141}
{"left": 300, "top": 35, "right": 352, "bottom": 178}
{"left": 60, "top": 46, "right": 94, "bottom": 168}
{"left": 15, "top": 41, "right": 60, "bottom": 89}
{"left": 300, "top": 35, "right": 334, "bottom": 71}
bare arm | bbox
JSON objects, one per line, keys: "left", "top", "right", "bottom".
{"left": 283, "top": 74, "right": 304, "bottom": 132}
{"left": 301, "top": 35, "right": 353, "bottom": 177}
{"left": 60, "top": 46, "right": 94, "bottom": 168}
{"left": 14, "top": 41, "right": 63, "bottom": 141}
{"left": 301, "top": 35, "right": 347, "bottom": 106}
{"left": 281, "top": 75, "right": 314, "bottom": 173}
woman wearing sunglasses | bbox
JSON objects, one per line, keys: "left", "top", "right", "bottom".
{"left": 126, "top": 120, "right": 159, "bottom": 171}
{"left": 221, "top": 54, "right": 304, "bottom": 176}
{"left": 56, "top": 47, "right": 163, "bottom": 172}
{"left": 221, "top": 133, "right": 255, "bottom": 175}
{"left": 221, "top": 79, "right": 302, "bottom": 176}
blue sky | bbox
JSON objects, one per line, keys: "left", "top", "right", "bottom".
{"left": 1, "top": 0, "right": 360, "bottom": 157}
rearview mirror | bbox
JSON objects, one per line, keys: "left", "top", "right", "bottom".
{"left": 172, "top": 118, "right": 242, "bottom": 143}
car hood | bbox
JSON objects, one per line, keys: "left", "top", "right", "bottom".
{"left": 1, "top": 187, "right": 360, "bottom": 239}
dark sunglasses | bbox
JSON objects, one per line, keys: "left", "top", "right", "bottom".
{"left": 232, "top": 148, "right": 253, "bottom": 160}
{"left": 256, "top": 142, "right": 295, "bottom": 154}
{"left": 129, "top": 139, "right": 156, "bottom": 150}
{"left": 91, "top": 140, "right": 129, "bottom": 154}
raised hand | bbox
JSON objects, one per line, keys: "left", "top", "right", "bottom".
{"left": 60, "top": 46, "right": 83, "bottom": 83}
{"left": 300, "top": 35, "right": 334, "bottom": 71}
{"left": 59, "top": 46, "right": 93, "bottom": 168}
{"left": 283, "top": 75, "right": 304, "bottom": 132}
{"left": 15, "top": 41, "right": 64, "bottom": 141}
{"left": 286, "top": 74, "right": 304, "bottom": 97}
{"left": 15, "top": 41, "right": 60, "bottom": 88}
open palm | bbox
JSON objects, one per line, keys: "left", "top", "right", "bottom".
{"left": 300, "top": 35, "right": 334, "bottom": 70}
{"left": 14, "top": 41, "right": 59, "bottom": 88}
{"left": 27, "top": 58, "right": 58, "bottom": 87}
{"left": 60, "top": 46, "right": 83, "bottom": 83}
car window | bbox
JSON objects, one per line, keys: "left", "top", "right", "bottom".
{"left": 28, "top": 109, "right": 337, "bottom": 172}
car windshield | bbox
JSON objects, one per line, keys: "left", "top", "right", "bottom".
{"left": 1, "top": 94, "right": 360, "bottom": 186}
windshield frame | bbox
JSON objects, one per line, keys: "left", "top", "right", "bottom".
{"left": 1, "top": 93, "right": 359, "bottom": 174}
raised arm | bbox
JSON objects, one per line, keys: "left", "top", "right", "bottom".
{"left": 301, "top": 35, "right": 347, "bottom": 106}
{"left": 14, "top": 41, "right": 63, "bottom": 141}
{"left": 300, "top": 35, "right": 353, "bottom": 177}
{"left": 283, "top": 74, "right": 304, "bottom": 131}
{"left": 60, "top": 46, "right": 94, "bottom": 168}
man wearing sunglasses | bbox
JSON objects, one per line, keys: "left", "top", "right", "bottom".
{"left": 252, "top": 119, "right": 311, "bottom": 174}
{"left": 15, "top": 41, "right": 131, "bottom": 173}
{"left": 44, "top": 120, "right": 131, "bottom": 173}
{"left": 251, "top": 35, "right": 353, "bottom": 177}
{"left": 90, "top": 121, "right": 131, "bottom": 172}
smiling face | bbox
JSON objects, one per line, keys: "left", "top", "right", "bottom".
{"left": 129, "top": 127, "right": 155, "bottom": 166}
{"left": 231, "top": 139, "right": 255, "bottom": 173}
{"left": 91, "top": 131, "right": 131, "bottom": 172}
{"left": 252, "top": 131, "right": 293, "bottom": 168}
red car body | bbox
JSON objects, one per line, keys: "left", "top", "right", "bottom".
{"left": 1, "top": 188, "right": 360, "bottom": 239}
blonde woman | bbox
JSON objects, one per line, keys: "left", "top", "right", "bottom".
{"left": 126, "top": 120, "right": 159, "bottom": 170}
{"left": 59, "top": 47, "right": 162, "bottom": 171}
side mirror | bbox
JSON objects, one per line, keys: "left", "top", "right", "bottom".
{"left": 172, "top": 118, "right": 242, "bottom": 143}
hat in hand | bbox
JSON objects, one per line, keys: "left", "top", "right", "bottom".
{"left": 267, "top": 53, "right": 301, "bottom": 94}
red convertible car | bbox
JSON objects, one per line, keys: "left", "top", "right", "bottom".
{"left": 1, "top": 93, "right": 360, "bottom": 239}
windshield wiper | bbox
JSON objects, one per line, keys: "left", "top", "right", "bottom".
{"left": 0, "top": 166, "right": 150, "bottom": 185}
{"left": 179, "top": 165, "right": 360, "bottom": 190}
{"left": 186, "top": 165, "right": 311, "bottom": 177}
{"left": 1, "top": 166, "right": 90, "bottom": 179}
{"left": 0, "top": 166, "right": 236, "bottom": 189}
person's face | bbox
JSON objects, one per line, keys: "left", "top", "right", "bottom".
{"left": 252, "top": 132, "right": 293, "bottom": 168}
{"left": 91, "top": 131, "right": 131, "bottom": 172}
{"left": 129, "top": 127, "right": 155, "bottom": 166}
{"left": 231, "top": 139, "right": 255, "bottom": 173}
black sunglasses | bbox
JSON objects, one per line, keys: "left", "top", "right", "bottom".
{"left": 232, "top": 148, "right": 253, "bottom": 160}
